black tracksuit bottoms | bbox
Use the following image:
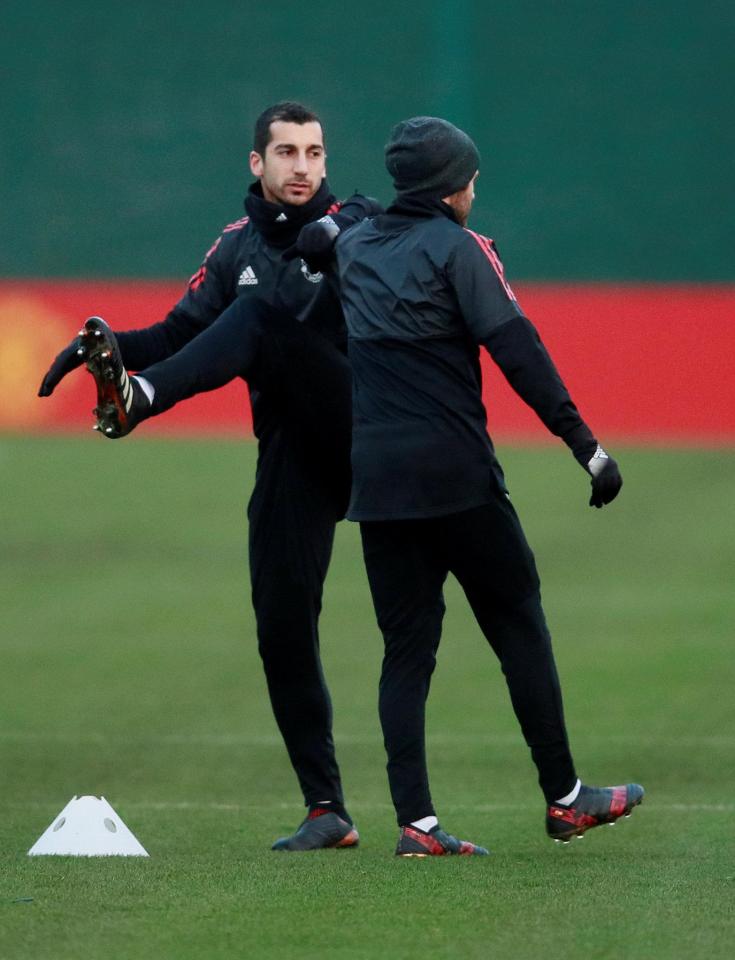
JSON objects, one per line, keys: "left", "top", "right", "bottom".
{"left": 359, "top": 493, "right": 577, "bottom": 826}
{"left": 137, "top": 298, "right": 352, "bottom": 808}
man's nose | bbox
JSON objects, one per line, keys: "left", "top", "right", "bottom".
{"left": 293, "top": 150, "right": 309, "bottom": 174}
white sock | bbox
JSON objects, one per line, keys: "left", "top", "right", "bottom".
{"left": 411, "top": 815, "right": 439, "bottom": 832}
{"left": 132, "top": 375, "right": 155, "bottom": 405}
{"left": 555, "top": 778, "right": 582, "bottom": 806}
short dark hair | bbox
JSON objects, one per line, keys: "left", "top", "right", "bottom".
{"left": 253, "top": 101, "right": 322, "bottom": 157}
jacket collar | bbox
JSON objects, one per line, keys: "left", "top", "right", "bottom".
{"left": 385, "top": 191, "right": 460, "bottom": 223}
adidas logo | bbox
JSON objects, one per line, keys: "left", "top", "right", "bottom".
{"left": 237, "top": 266, "right": 258, "bottom": 286}
{"left": 276, "top": 212, "right": 288, "bottom": 222}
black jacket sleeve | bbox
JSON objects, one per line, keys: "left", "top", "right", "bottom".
{"left": 116, "top": 230, "right": 236, "bottom": 370}
{"left": 331, "top": 194, "right": 383, "bottom": 229}
{"left": 449, "top": 230, "right": 597, "bottom": 463}
{"left": 482, "top": 314, "right": 597, "bottom": 461}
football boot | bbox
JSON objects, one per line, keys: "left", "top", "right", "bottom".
{"left": 271, "top": 809, "right": 359, "bottom": 851}
{"left": 547, "top": 782, "right": 645, "bottom": 842}
{"left": 395, "top": 824, "right": 489, "bottom": 857}
{"left": 79, "top": 315, "right": 148, "bottom": 438}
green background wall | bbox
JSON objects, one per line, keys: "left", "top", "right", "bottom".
{"left": 2, "top": 1, "right": 732, "bottom": 280}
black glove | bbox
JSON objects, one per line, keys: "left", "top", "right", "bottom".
{"left": 284, "top": 215, "right": 342, "bottom": 271}
{"left": 284, "top": 195, "right": 383, "bottom": 268}
{"left": 585, "top": 444, "right": 623, "bottom": 508}
{"left": 38, "top": 335, "right": 84, "bottom": 397}
{"left": 565, "top": 424, "right": 622, "bottom": 509}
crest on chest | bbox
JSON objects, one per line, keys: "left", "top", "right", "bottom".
{"left": 299, "top": 260, "right": 323, "bottom": 284}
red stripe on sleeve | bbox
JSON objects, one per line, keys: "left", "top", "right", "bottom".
{"left": 464, "top": 228, "right": 516, "bottom": 301}
{"left": 222, "top": 216, "right": 250, "bottom": 234}
{"left": 188, "top": 236, "right": 223, "bottom": 290}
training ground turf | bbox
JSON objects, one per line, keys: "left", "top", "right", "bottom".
{"left": 2, "top": 437, "right": 733, "bottom": 959}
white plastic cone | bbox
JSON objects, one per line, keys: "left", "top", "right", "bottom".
{"left": 28, "top": 796, "right": 149, "bottom": 857}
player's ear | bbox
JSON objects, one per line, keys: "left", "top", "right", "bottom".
{"left": 249, "top": 150, "right": 264, "bottom": 178}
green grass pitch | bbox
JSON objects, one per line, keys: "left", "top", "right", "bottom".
{"left": 1, "top": 436, "right": 733, "bottom": 959}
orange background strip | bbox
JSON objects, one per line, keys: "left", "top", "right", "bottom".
{"left": 2, "top": 281, "right": 733, "bottom": 443}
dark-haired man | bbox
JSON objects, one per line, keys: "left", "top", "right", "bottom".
{"left": 325, "top": 116, "right": 644, "bottom": 855}
{"left": 39, "top": 102, "right": 381, "bottom": 851}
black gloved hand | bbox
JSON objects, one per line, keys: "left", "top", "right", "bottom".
{"left": 283, "top": 215, "right": 342, "bottom": 271}
{"left": 585, "top": 445, "right": 623, "bottom": 508}
{"left": 38, "top": 335, "right": 84, "bottom": 397}
{"left": 283, "top": 194, "right": 382, "bottom": 267}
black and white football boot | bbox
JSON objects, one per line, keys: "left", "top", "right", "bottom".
{"left": 78, "top": 316, "right": 149, "bottom": 438}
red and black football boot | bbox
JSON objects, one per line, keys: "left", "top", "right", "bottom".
{"left": 547, "top": 782, "right": 645, "bottom": 843}
{"left": 78, "top": 316, "right": 149, "bottom": 438}
{"left": 271, "top": 809, "right": 360, "bottom": 851}
{"left": 395, "top": 824, "right": 489, "bottom": 857}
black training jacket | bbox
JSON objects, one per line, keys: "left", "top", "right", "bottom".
{"left": 115, "top": 181, "right": 381, "bottom": 434}
{"left": 335, "top": 200, "right": 596, "bottom": 521}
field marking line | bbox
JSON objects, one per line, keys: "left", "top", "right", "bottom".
{"left": 2, "top": 731, "right": 734, "bottom": 746}
{"left": 7, "top": 801, "right": 734, "bottom": 813}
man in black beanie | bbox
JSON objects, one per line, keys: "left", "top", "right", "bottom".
{"left": 308, "top": 115, "right": 645, "bottom": 855}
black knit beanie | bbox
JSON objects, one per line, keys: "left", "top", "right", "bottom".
{"left": 385, "top": 116, "right": 480, "bottom": 197}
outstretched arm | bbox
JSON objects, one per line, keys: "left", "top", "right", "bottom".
{"left": 449, "top": 231, "right": 622, "bottom": 508}
{"left": 115, "top": 228, "right": 236, "bottom": 368}
{"left": 481, "top": 313, "right": 622, "bottom": 507}
{"left": 38, "top": 226, "right": 237, "bottom": 396}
